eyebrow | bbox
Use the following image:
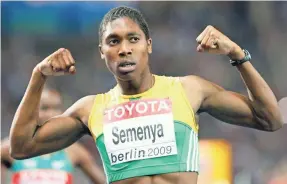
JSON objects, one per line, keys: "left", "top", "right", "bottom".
{"left": 105, "top": 33, "right": 119, "bottom": 40}
{"left": 127, "top": 32, "right": 141, "bottom": 37}
{"left": 105, "top": 32, "right": 141, "bottom": 40}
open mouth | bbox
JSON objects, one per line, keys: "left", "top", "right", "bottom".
{"left": 118, "top": 61, "right": 136, "bottom": 67}
{"left": 118, "top": 61, "right": 136, "bottom": 73}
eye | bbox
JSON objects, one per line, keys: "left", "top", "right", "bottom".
{"left": 130, "top": 37, "right": 140, "bottom": 43}
{"left": 108, "top": 39, "right": 119, "bottom": 46}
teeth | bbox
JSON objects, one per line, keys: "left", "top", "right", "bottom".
{"left": 120, "top": 63, "right": 133, "bottom": 67}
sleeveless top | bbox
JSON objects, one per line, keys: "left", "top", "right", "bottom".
{"left": 89, "top": 75, "right": 199, "bottom": 183}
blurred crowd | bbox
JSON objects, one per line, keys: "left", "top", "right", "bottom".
{"left": 2, "top": 1, "right": 287, "bottom": 184}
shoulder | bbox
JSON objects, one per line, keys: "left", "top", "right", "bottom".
{"left": 90, "top": 86, "right": 121, "bottom": 105}
{"left": 63, "top": 95, "right": 96, "bottom": 116}
{"left": 179, "top": 75, "right": 224, "bottom": 94}
{"left": 179, "top": 75, "right": 205, "bottom": 85}
{"left": 154, "top": 74, "right": 205, "bottom": 93}
{"left": 77, "top": 95, "right": 97, "bottom": 104}
{"left": 178, "top": 75, "right": 204, "bottom": 91}
{"left": 60, "top": 95, "right": 97, "bottom": 127}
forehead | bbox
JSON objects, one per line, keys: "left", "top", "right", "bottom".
{"left": 103, "top": 17, "right": 143, "bottom": 38}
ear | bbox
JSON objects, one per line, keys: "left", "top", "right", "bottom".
{"left": 147, "top": 38, "right": 152, "bottom": 54}
{"left": 98, "top": 44, "right": 105, "bottom": 59}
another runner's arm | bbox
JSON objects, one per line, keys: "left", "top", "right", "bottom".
{"left": 1, "top": 165, "right": 7, "bottom": 184}
{"left": 69, "top": 144, "right": 106, "bottom": 184}
{"left": 181, "top": 63, "right": 283, "bottom": 131}
{"left": 1, "top": 138, "right": 13, "bottom": 168}
{"left": 1, "top": 138, "right": 13, "bottom": 183}
{"left": 9, "top": 70, "right": 94, "bottom": 159}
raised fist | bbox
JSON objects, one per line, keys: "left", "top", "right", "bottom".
{"left": 35, "top": 48, "right": 76, "bottom": 76}
{"left": 196, "top": 25, "right": 244, "bottom": 60}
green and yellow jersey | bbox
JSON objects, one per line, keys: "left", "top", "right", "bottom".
{"left": 89, "top": 75, "right": 199, "bottom": 183}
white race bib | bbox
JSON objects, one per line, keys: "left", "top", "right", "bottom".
{"left": 14, "top": 170, "right": 70, "bottom": 184}
{"left": 103, "top": 98, "right": 178, "bottom": 165}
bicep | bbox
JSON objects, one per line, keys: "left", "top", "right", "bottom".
{"left": 30, "top": 115, "right": 88, "bottom": 157}
{"left": 201, "top": 90, "right": 266, "bottom": 130}
{"left": 181, "top": 75, "right": 266, "bottom": 130}
{"left": 25, "top": 95, "right": 95, "bottom": 158}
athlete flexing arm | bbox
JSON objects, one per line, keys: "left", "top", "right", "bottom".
{"left": 9, "top": 48, "right": 95, "bottom": 159}
{"left": 181, "top": 25, "right": 283, "bottom": 131}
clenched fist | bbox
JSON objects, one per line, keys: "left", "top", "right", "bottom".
{"left": 196, "top": 25, "right": 245, "bottom": 60}
{"left": 34, "top": 48, "right": 76, "bottom": 76}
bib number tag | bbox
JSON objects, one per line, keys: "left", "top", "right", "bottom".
{"left": 103, "top": 98, "right": 178, "bottom": 165}
{"left": 12, "top": 170, "right": 71, "bottom": 184}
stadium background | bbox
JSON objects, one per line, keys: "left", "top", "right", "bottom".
{"left": 1, "top": 1, "right": 287, "bottom": 184}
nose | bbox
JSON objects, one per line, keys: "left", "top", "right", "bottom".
{"left": 118, "top": 41, "right": 132, "bottom": 57}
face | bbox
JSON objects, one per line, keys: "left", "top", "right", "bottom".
{"left": 99, "top": 17, "right": 152, "bottom": 81}
{"left": 39, "top": 90, "right": 62, "bottom": 124}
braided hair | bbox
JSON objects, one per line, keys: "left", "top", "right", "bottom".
{"left": 99, "top": 6, "right": 150, "bottom": 43}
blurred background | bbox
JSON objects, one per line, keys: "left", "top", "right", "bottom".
{"left": 1, "top": 1, "right": 287, "bottom": 184}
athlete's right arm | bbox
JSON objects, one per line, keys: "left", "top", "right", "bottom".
{"left": 9, "top": 48, "right": 93, "bottom": 159}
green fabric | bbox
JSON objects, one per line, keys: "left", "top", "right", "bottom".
{"left": 96, "top": 121, "right": 199, "bottom": 183}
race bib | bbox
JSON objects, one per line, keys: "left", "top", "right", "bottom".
{"left": 12, "top": 170, "right": 72, "bottom": 184}
{"left": 103, "top": 98, "right": 178, "bottom": 165}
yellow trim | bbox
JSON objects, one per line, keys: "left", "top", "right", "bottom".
{"left": 88, "top": 94, "right": 104, "bottom": 139}
{"left": 88, "top": 75, "right": 199, "bottom": 138}
{"left": 88, "top": 96, "right": 97, "bottom": 132}
{"left": 178, "top": 78, "right": 199, "bottom": 132}
{"left": 167, "top": 77, "right": 198, "bottom": 133}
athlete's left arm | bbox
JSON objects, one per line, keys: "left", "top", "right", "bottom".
{"left": 69, "top": 143, "right": 106, "bottom": 184}
{"left": 182, "top": 25, "right": 283, "bottom": 131}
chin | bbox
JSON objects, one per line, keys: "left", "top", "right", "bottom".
{"left": 115, "top": 71, "right": 136, "bottom": 82}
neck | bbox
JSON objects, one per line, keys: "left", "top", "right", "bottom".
{"left": 116, "top": 68, "right": 154, "bottom": 95}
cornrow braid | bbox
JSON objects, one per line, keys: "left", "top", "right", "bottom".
{"left": 99, "top": 6, "right": 150, "bottom": 43}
